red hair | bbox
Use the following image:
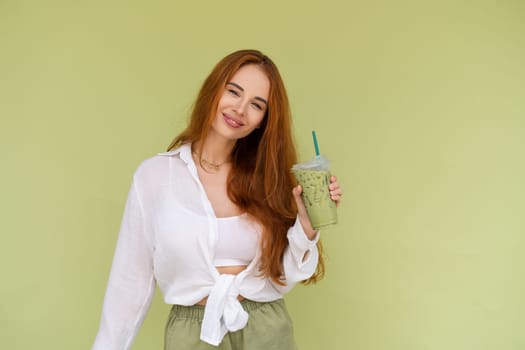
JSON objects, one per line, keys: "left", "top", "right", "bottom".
{"left": 167, "top": 49, "right": 324, "bottom": 285}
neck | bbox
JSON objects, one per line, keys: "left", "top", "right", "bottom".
{"left": 193, "top": 133, "right": 235, "bottom": 165}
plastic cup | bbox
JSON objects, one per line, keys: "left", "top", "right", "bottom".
{"left": 292, "top": 155, "right": 338, "bottom": 230}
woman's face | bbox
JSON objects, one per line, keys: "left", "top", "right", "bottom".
{"left": 211, "top": 64, "right": 270, "bottom": 142}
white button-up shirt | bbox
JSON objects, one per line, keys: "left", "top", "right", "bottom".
{"left": 92, "top": 143, "right": 320, "bottom": 349}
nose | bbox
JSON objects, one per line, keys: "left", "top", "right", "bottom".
{"left": 233, "top": 98, "right": 248, "bottom": 116}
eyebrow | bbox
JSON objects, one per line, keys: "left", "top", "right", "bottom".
{"left": 227, "top": 82, "right": 268, "bottom": 105}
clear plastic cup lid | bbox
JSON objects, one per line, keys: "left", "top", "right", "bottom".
{"left": 292, "top": 155, "right": 330, "bottom": 171}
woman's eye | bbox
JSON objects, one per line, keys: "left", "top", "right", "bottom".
{"left": 252, "top": 102, "right": 263, "bottom": 111}
{"left": 228, "top": 89, "right": 240, "bottom": 96}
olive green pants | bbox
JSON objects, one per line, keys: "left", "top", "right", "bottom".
{"left": 164, "top": 299, "right": 298, "bottom": 350}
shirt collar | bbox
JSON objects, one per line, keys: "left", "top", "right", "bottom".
{"left": 157, "top": 142, "right": 192, "bottom": 164}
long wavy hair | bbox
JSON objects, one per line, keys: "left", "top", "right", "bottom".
{"left": 167, "top": 49, "right": 324, "bottom": 285}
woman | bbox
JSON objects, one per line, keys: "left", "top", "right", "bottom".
{"left": 92, "top": 49, "right": 342, "bottom": 350}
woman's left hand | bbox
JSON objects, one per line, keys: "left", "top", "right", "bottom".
{"left": 293, "top": 175, "right": 342, "bottom": 240}
{"left": 328, "top": 175, "right": 343, "bottom": 207}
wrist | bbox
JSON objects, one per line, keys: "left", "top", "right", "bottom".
{"left": 306, "top": 229, "right": 318, "bottom": 241}
{"left": 299, "top": 217, "right": 318, "bottom": 240}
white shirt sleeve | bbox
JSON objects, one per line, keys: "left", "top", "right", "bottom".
{"left": 92, "top": 176, "right": 156, "bottom": 350}
{"left": 271, "top": 216, "right": 321, "bottom": 294}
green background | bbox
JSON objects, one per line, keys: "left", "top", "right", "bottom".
{"left": 1, "top": 1, "right": 524, "bottom": 349}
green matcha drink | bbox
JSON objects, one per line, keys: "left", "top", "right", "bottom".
{"left": 292, "top": 155, "right": 338, "bottom": 230}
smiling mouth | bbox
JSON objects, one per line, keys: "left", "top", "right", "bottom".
{"left": 223, "top": 113, "right": 244, "bottom": 128}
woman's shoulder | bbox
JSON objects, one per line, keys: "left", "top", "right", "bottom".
{"left": 133, "top": 144, "right": 190, "bottom": 183}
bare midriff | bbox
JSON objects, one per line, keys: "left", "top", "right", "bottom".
{"left": 196, "top": 265, "right": 248, "bottom": 306}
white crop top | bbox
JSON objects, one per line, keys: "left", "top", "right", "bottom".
{"left": 213, "top": 214, "right": 259, "bottom": 267}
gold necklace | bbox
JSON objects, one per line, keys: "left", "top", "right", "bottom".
{"left": 192, "top": 151, "right": 230, "bottom": 174}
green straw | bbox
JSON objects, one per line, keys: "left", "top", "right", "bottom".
{"left": 312, "top": 130, "right": 320, "bottom": 156}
